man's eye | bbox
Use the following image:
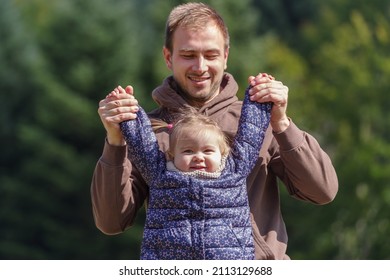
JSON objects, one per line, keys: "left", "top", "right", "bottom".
{"left": 206, "top": 55, "right": 218, "bottom": 60}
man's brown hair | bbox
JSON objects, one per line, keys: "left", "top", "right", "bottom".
{"left": 164, "top": 2, "right": 230, "bottom": 52}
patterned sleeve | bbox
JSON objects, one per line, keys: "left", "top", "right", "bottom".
{"left": 231, "top": 86, "right": 272, "bottom": 175}
{"left": 119, "top": 107, "right": 166, "bottom": 185}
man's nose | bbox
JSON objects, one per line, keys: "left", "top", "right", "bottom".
{"left": 193, "top": 56, "right": 207, "bottom": 72}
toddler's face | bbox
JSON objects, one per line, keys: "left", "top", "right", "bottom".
{"left": 172, "top": 135, "right": 222, "bottom": 173}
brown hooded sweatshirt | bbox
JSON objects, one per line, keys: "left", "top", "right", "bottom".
{"left": 91, "top": 73, "right": 338, "bottom": 260}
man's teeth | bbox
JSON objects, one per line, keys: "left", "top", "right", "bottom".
{"left": 190, "top": 77, "right": 208, "bottom": 82}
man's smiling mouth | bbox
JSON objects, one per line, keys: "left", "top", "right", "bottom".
{"left": 189, "top": 76, "right": 210, "bottom": 83}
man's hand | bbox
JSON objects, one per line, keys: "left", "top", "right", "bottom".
{"left": 98, "top": 85, "right": 139, "bottom": 146}
{"left": 248, "top": 73, "right": 290, "bottom": 133}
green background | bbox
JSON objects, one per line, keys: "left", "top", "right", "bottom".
{"left": 1, "top": 0, "right": 390, "bottom": 259}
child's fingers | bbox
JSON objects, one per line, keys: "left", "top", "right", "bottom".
{"left": 125, "top": 85, "right": 134, "bottom": 95}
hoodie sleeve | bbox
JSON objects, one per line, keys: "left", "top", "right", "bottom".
{"left": 90, "top": 141, "right": 148, "bottom": 234}
{"left": 231, "top": 86, "right": 272, "bottom": 175}
{"left": 270, "top": 121, "right": 338, "bottom": 204}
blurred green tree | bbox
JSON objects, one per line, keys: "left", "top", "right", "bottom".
{"left": 0, "top": 0, "right": 146, "bottom": 259}
{"left": 2, "top": 0, "right": 390, "bottom": 260}
{"left": 278, "top": 1, "right": 390, "bottom": 259}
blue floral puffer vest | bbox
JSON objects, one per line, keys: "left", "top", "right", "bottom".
{"left": 120, "top": 87, "right": 272, "bottom": 260}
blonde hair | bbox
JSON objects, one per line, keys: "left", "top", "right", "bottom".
{"left": 164, "top": 2, "right": 230, "bottom": 52}
{"left": 152, "top": 108, "right": 230, "bottom": 158}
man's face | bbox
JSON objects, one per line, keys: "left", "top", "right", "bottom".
{"left": 163, "top": 23, "right": 229, "bottom": 106}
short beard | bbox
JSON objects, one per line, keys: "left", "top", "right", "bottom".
{"left": 173, "top": 79, "right": 220, "bottom": 108}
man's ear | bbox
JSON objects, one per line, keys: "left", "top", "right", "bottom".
{"left": 163, "top": 47, "right": 173, "bottom": 69}
{"left": 224, "top": 46, "right": 229, "bottom": 70}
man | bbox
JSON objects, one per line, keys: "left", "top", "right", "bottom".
{"left": 91, "top": 2, "right": 338, "bottom": 259}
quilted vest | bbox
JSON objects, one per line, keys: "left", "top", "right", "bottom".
{"left": 120, "top": 87, "right": 271, "bottom": 259}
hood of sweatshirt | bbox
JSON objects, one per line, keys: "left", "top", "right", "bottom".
{"left": 151, "top": 72, "right": 239, "bottom": 117}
